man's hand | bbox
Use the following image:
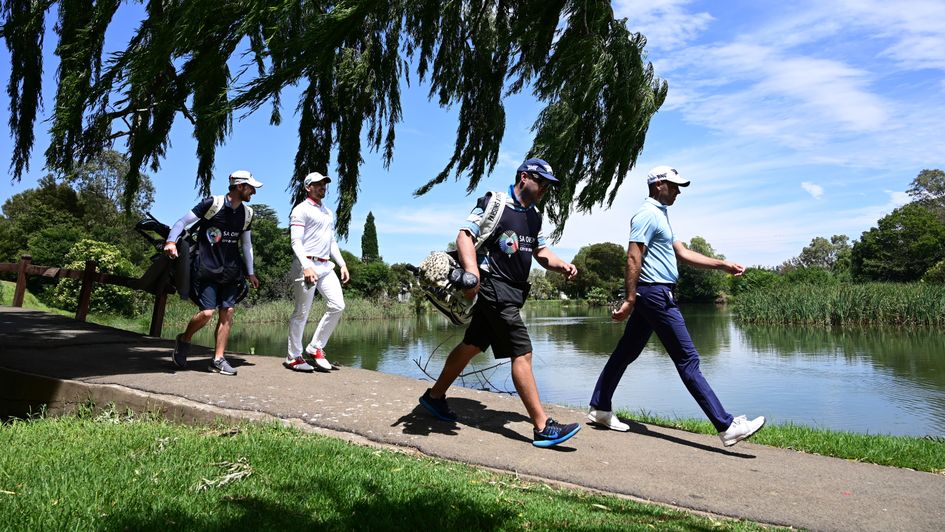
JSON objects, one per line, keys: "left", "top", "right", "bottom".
{"left": 303, "top": 267, "right": 317, "bottom": 286}
{"left": 611, "top": 296, "right": 635, "bottom": 322}
{"left": 163, "top": 241, "right": 178, "bottom": 259}
{"left": 462, "top": 281, "right": 480, "bottom": 301}
{"left": 722, "top": 261, "right": 746, "bottom": 276}
{"left": 247, "top": 274, "right": 260, "bottom": 289}
{"left": 340, "top": 265, "right": 350, "bottom": 284}
{"left": 561, "top": 262, "right": 578, "bottom": 281}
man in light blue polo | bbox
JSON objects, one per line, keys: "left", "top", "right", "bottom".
{"left": 588, "top": 165, "right": 766, "bottom": 447}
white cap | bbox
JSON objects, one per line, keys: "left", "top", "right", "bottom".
{"left": 229, "top": 170, "right": 263, "bottom": 188}
{"left": 304, "top": 171, "right": 331, "bottom": 187}
{"left": 646, "top": 166, "right": 690, "bottom": 187}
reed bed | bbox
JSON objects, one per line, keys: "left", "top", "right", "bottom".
{"left": 733, "top": 282, "right": 945, "bottom": 326}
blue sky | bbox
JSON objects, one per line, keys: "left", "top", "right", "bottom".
{"left": 2, "top": 0, "right": 943, "bottom": 268}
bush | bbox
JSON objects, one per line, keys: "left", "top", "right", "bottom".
{"left": 49, "top": 239, "right": 141, "bottom": 317}
{"left": 730, "top": 267, "right": 783, "bottom": 296}
{"left": 586, "top": 286, "right": 612, "bottom": 306}
{"left": 922, "top": 259, "right": 945, "bottom": 284}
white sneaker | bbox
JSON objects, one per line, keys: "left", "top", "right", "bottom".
{"left": 587, "top": 408, "right": 630, "bottom": 432}
{"left": 719, "top": 415, "right": 765, "bottom": 447}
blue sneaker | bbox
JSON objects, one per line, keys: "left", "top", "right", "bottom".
{"left": 419, "top": 389, "right": 458, "bottom": 422}
{"left": 533, "top": 418, "right": 580, "bottom": 448}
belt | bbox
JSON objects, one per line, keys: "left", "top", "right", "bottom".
{"left": 637, "top": 282, "right": 675, "bottom": 288}
{"left": 306, "top": 256, "right": 330, "bottom": 262}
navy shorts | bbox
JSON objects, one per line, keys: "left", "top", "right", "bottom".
{"left": 462, "top": 300, "right": 533, "bottom": 359}
{"left": 192, "top": 279, "right": 242, "bottom": 310}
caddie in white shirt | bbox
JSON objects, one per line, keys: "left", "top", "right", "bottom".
{"left": 285, "top": 171, "right": 350, "bottom": 372}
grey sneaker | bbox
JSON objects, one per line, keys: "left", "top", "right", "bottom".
{"left": 283, "top": 356, "right": 315, "bottom": 373}
{"left": 719, "top": 415, "right": 765, "bottom": 446}
{"left": 210, "top": 357, "right": 237, "bottom": 376}
{"left": 172, "top": 333, "right": 189, "bottom": 368}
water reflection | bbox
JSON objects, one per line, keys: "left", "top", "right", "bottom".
{"left": 190, "top": 304, "right": 945, "bottom": 437}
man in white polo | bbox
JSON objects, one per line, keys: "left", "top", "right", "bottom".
{"left": 285, "top": 171, "right": 350, "bottom": 372}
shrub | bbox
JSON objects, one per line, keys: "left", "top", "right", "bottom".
{"left": 49, "top": 239, "right": 141, "bottom": 317}
{"left": 922, "top": 259, "right": 945, "bottom": 284}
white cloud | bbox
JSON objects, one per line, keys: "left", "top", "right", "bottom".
{"left": 612, "top": 0, "right": 713, "bottom": 51}
{"left": 801, "top": 182, "right": 824, "bottom": 199}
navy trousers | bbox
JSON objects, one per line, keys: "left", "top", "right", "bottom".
{"left": 589, "top": 284, "right": 734, "bottom": 432}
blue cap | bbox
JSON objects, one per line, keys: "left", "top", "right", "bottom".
{"left": 516, "top": 158, "right": 559, "bottom": 183}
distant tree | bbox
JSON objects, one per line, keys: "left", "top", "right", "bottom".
{"left": 791, "top": 235, "right": 851, "bottom": 270}
{"left": 568, "top": 242, "right": 625, "bottom": 299}
{"left": 677, "top": 236, "right": 727, "bottom": 302}
{"left": 851, "top": 203, "right": 945, "bottom": 282}
{"left": 1, "top": 2, "right": 666, "bottom": 239}
{"left": 361, "top": 211, "right": 381, "bottom": 263}
{"left": 244, "top": 204, "right": 293, "bottom": 303}
{"left": 528, "top": 269, "right": 556, "bottom": 300}
{"left": 388, "top": 263, "right": 417, "bottom": 298}
{"left": 906, "top": 169, "right": 945, "bottom": 221}
{"left": 0, "top": 175, "right": 87, "bottom": 262}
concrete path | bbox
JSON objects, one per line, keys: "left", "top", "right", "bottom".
{"left": 1, "top": 306, "right": 942, "bottom": 531}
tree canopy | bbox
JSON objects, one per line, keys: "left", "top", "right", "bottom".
{"left": 361, "top": 211, "right": 380, "bottom": 262}
{"left": 1, "top": 0, "right": 666, "bottom": 239}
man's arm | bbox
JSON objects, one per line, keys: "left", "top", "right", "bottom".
{"left": 241, "top": 231, "right": 260, "bottom": 289}
{"left": 163, "top": 211, "right": 200, "bottom": 259}
{"left": 612, "top": 242, "right": 645, "bottom": 322}
{"left": 533, "top": 246, "right": 578, "bottom": 280}
{"left": 673, "top": 241, "right": 745, "bottom": 276}
{"left": 456, "top": 230, "right": 479, "bottom": 299}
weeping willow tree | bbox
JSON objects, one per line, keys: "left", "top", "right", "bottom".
{"left": 1, "top": 0, "right": 667, "bottom": 239}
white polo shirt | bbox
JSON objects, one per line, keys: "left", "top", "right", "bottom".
{"left": 289, "top": 198, "right": 346, "bottom": 270}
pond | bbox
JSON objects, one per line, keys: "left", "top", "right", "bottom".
{"left": 196, "top": 303, "right": 945, "bottom": 437}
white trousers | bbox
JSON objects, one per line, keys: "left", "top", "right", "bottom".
{"left": 287, "top": 258, "right": 345, "bottom": 358}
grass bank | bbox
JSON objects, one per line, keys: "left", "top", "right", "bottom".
{"left": 1, "top": 280, "right": 417, "bottom": 333}
{"left": 0, "top": 409, "right": 773, "bottom": 532}
{"left": 618, "top": 410, "right": 945, "bottom": 474}
{"left": 733, "top": 282, "right": 945, "bottom": 326}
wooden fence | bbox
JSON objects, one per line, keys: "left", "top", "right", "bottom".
{"left": 0, "top": 254, "right": 170, "bottom": 336}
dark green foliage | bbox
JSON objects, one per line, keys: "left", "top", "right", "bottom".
{"left": 921, "top": 259, "right": 945, "bottom": 284}
{"left": 361, "top": 210, "right": 380, "bottom": 262}
{"left": 527, "top": 269, "right": 557, "bottom": 300}
{"left": 50, "top": 238, "right": 141, "bottom": 316}
{"left": 729, "top": 267, "right": 783, "bottom": 296}
{"left": 782, "top": 266, "right": 839, "bottom": 286}
{"left": 2, "top": 0, "right": 665, "bottom": 239}
{"left": 851, "top": 203, "right": 945, "bottom": 282}
{"left": 244, "top": 204, "right": 294, "bottom": 304}
{"left": 565, "top": 242, "right": 625, "bottom": 299}
{"left": 677, "top": 236, "right": 726, "bottom": 302}
{"left": 1, "top": 0, "right": 50, "bottom": 177}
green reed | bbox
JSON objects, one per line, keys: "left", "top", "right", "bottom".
{"left": 733, "top": 282, "right": 945, "bottom": 326}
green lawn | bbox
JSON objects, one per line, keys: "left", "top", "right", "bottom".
{"left": 0, "top": 410, "right": 777, "bottom": 531}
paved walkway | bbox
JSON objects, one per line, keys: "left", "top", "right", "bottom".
{"left": 1, "top": 306, "right": 942, "bottom": 531}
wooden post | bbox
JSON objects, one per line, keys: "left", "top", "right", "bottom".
{"left": 75, "top": 260, "right": 98, "bottom": 322}
{"left": 149, "top": 282, "right": 169, "bottom": 337}
{"left": 13, "top": 254, "right": 31, "bottom": 307}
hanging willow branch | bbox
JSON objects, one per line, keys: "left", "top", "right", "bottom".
{"left": 1, "top": 0, "right": 666, "bottom": 238}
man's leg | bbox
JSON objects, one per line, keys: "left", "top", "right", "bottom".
{"left": 213, "top": 307, "right": 235, "bottom": 360}
{"left": 650, "top": 290, "right": 733, "bottom": 432}
{"left": 510, "top": 353, "right": 547, "bottom": 431}
{"left": 288, "top": 261, "right": 317, "bottom": 358}
{"left": 182, "top": 309, "right": 214, "bottom": 342}
{"left": 308, "top": 270, "right": 345, "bottom": 351}
{"left": 589, "top": 309, "right": 653, "bottom": 412}
{"left": 429, "top": 342, "right": 481, "bottom": 398}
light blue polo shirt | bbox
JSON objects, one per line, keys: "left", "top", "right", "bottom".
{"left": 629, "top": 197, "right": 679, "bottom": 284}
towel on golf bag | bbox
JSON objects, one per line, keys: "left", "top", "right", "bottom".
{"left": 416, "top": 251, "right": 479, "bottom": 326}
